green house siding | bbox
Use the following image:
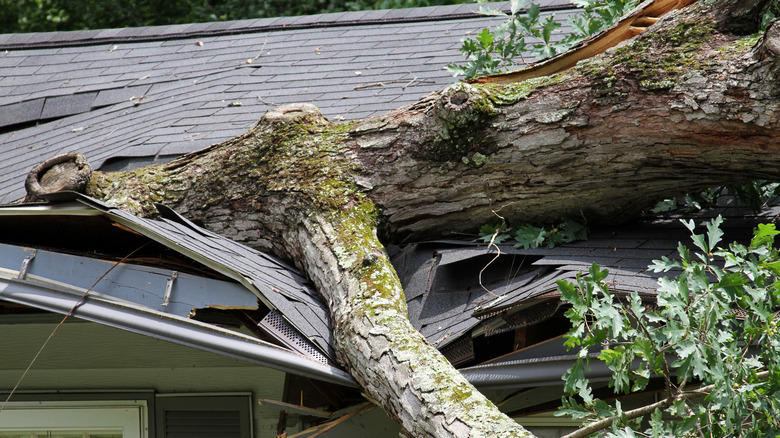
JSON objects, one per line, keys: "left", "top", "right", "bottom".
{"left": 0, "top": 319, "right": 284, "bottom": 437}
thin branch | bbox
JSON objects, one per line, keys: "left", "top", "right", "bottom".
{"left": 562, "top": 397, "right": 673, "bottom": 438}
{"left": 562, "top": 370, "right": 771, "bottom": 438}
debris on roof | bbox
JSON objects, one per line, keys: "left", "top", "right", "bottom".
{"left": 0, "top": 0, "right": 578, "bottom": 204}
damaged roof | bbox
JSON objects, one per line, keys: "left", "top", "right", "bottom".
{"left": 0, "top": 193, "right": 352, "bottom": 385}
{"left": 0, "top": 0, "right": 580, "bottom": 203}
{"left": 5, "top": 0, "right": 776, "bottom": 398}
{"left": 394, "top": 198, "right": 780, "bottom": 382}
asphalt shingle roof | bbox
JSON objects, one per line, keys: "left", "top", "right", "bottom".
{"left": 393, "top": 199, "right": 780, "bottom": 352}
{"left": 0, "top": 0, "right": 576, "bottom": 203}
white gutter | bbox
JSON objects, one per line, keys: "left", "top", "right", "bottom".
{"left": 0, "top": 277, "right": 358, "bottom": 388}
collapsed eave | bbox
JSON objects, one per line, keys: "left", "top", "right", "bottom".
{"left": 0, "top": 278, "right": 357, "bottom": 387}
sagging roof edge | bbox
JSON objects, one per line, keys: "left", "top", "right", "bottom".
{"left": 26, "top": 196, "right": 279, "bottom": 314}
{"left": 105, "top": 207, "right": 276, "bottom": 310}
{"left": 0, "top": 278, "right": 359, "bottom": 388}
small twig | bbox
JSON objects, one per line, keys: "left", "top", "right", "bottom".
{"left": 353, "top": 78, "right": 433, "bottom": 90}
{"left": 258, "top": 96, "right": 279, "bottom": 106}
{"left": 0, "top": 243, "right": 149, "bottom": 411}
{"left": 402, "top": 76, "right": 419, "bottom": 90}
{"left": 353, "top": 81, "right": 389, "bottom": 90}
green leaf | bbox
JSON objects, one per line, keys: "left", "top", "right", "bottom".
{"left": 510, "top": 0, "right": 529, "bottom": 15}
{"left": 752, "top": 223, "right": 780, "bottom": 248}
{"left": 513, "top": 224, "right": 546, "bottom": 249}
{"left": 717, "top": 272, "right": 748, "bottom": 296}
{"left": 476, "top": 28, "right": 495, "bottom": 48}
{"left": 588, "top": 262, "right": 609, "bottom": 283}
{"left": 706, "top": 215, "right": 724, "bottom": 251}
{"left": 477, "top": 6, "right": 509, "bottom": 17}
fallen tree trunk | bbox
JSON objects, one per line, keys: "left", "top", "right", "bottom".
{"left": 33, "top": 0, "right": 779, "bottom": 435}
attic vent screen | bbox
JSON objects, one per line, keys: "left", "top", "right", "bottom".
{"left": 485, "top": 299, "right": 561, "bottom": 337}
{"left": 259, "top": 310, "right": 329, "bottom": 364}
{"left": 163, "top": 411, "right": 241, "bottom": 437}
{"left": 441, "top": 336, "right": 474, "bottom": 366}
{"left": 156, "top": 395, "right": 250, "bottom": 438}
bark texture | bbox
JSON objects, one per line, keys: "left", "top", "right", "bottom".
{"left": 65, "top": 0, "right": 780, "bottom": 436}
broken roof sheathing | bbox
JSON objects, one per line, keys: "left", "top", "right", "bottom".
{"left": 0, "top": 0, "right": 579, "bottom": 203}
{"left": 5, "top": 0, "right": 779, "bottom": 401}
{"left": 0, "top": 194, "right": 345, "bottom": 377}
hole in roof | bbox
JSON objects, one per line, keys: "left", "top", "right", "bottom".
{"left": 0, "top": 214, "right": 224, "bottom": 279}
{"left": 431, "top": 253, "right": 542, "bottom": 294}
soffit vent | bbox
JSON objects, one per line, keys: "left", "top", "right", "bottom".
{"left": 259, "top": 309, "right": 330, "bottom": 364}
{"left": 441, "top": 335, "right": 474, "bottom": 367}
{"left": 484, "top": 299, "right": 561, "bottom": 337}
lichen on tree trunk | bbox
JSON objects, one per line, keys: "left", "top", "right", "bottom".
{"left": 65, "top": 0, "right": 780, "bottom": 436}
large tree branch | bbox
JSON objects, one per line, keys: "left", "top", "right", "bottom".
{"left": 349, "top": 6, "right": 780, "bottom": 239}
{"left": 21, "top": 0, "right": 780, "bottom": 436}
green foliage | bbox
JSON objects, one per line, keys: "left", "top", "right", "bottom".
{"left": 761, "top": 2, "right": 780, "bottom": 32}
{"left": 448, "top": 0, "right": 639, "bottom": 79}
{"left": 651, "top": 181, "right": 780, "bottom": 214}
{"left": 478, "top": 217, "right": 588, "bottom": 249}
{"left": 557, "top": 216, "right": 780, "bottom": 436}
{"left": 0, "top": 0, "right": 474, "bottom": 33}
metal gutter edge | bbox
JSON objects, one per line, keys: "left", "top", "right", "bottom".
{"left": 459, "top": 354, "right": 614, "bottom": 390}
{"left": 0, "top": 278, "right": 358, "bottom": 388}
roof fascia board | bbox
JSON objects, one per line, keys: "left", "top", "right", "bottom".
{"left": 0, "top": 203, "right": 102, "bottom": 216}
{"left": 0, "top": 277, "right": 358, "bottom": 387}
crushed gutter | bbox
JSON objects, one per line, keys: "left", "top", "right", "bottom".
{"left": 0, "top": 275, "right": 358, "bottom": 388}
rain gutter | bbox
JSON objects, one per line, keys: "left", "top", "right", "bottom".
{"left": 0, "top": 277, "right": 358, "bottom": 388}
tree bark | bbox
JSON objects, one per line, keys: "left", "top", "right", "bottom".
{"left": 50, "top": 0, "right": 779, "bottom": 436}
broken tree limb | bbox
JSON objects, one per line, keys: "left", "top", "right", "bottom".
{"left": 22, "top": 0, "right": 780, "bottom": 436}
{"left": 469, "top": 0, "right": 700, "bottom": 85}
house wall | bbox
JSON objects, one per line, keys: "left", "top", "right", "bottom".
{"left": 0, "top": 318, "right": 291, "bottom": 437}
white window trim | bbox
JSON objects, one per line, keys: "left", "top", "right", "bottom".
{"left": 0, "top": 400, "right": 148, "bottom": 438}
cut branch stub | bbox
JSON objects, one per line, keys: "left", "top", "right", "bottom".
{"left": 25, "top": 151, "right": 92, "bottom": 201}
{"left": 418, "top": 84, "right": 499, "bottom": 162}
{"left": 256, "top": 102, "right": 330, "bottom": 132}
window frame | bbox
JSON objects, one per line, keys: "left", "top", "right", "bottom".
{"left": 0, "top": 398, "right": 149, "bottom": 438}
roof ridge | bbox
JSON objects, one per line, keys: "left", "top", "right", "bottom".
{"left": 0, "top": 1, "right": 574, "bottom": 50}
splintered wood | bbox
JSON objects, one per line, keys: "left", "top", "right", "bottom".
{"left": 469, "top": 0, "right": 699, "bottom": 85}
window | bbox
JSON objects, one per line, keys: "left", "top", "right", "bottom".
{"left": 0, "top": 401, "right": 147, "bottom": 438}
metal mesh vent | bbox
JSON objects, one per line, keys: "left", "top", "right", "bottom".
{"left": 485, "top": 299, "right": 560, "bottom": 337}
{"left": 259, "top": 310, "right": 329, "bottom": 364}
{"left": 441, "top": 336, "right": 474, "bottom": 366}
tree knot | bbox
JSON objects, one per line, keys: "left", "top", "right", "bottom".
{"left": 435, "top": 83, "right": 488, "bottom": 122}
{"left": 24, "top": 151, "right": 92, "bottom": 201}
